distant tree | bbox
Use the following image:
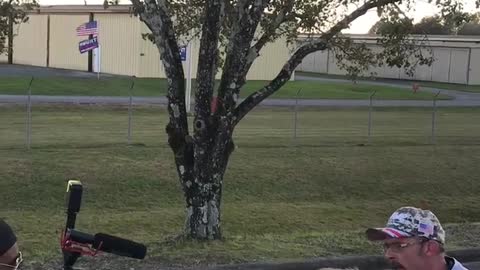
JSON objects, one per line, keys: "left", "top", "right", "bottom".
{"left": 458, "top": 23, "right": 480, "bottom": 35}
{"left": 458, "top": 12, "right": 480, "bottom": 35}
{"left": 471, "top": 12, "right": 480, "bottom": 24}
{"left": 369, "top": 18, "right": 414, "bottom": 35}
{"left": 0, "top": 0, "right": 38, "bottom": 63}
{"left": 411, "top": 16, "right": 451, "bottom": 35}
{"left": 368, "top": 20, "right": 383, "bottom": 35}
{"left": 369, "top": 10, "right": 479, "bottom": 36}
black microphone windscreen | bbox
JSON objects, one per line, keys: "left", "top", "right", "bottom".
{"left": 66, "top": 180, "right": 83, "bottom": 214}
{"left": 93, "top": 233, "right": 146, "bottom": 259}
{"left": 68, "top": 229, "right": 94, "bottom": 244}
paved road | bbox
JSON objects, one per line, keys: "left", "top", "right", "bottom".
{"left": 2, "top": 93, "right": 480, "bottom": 107}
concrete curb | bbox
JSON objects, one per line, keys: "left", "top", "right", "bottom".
{"left": 208, "top": 248, "right": 480, "bottom": 270}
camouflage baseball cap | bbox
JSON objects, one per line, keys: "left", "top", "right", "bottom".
{"left": 366, "top": 206, "right": 445, "bottom": 244}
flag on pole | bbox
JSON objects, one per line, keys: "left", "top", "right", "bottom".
{"left": 180, "top": 46, "right": 187, "bottom": 61}
{"left": 76, "top": 21, "right": 98, "bottom": 36}
{"left": 79, "top": 37, "right": 99, "bottom": 54}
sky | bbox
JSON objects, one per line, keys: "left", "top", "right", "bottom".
{"left": 39, "top": 0, "right": 477, "bottom": 34}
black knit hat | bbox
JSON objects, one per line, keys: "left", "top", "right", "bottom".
{"left": 0, "top": 219, "right": 16, "bottom": 256}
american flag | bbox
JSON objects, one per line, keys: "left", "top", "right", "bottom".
{"left": 76, "top": 21, "right": 98, "bottom": 36}
{"left": 419, "top": 223, "right": 434, "bottom": 235}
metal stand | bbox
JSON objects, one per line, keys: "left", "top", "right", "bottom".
{"left": 63, "top": 251, "right": 81, "bottom": 270}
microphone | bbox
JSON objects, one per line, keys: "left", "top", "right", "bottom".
{"left": 65, "top": 180, "right": 83, "bottom": 230}
{"left": 93, "top": 233, "right": 147, "bottom": 259}
{"left": 61, "top": 180, "right": 147, "bottom": 270}
{"left": 68, "top": 229, "right": 94, "bottom": 244}
{"left": 66, "top": 180, "right": 82, "bottom": 214}
{"left": 64, "top": 230, "right": 147, "bottom": 260}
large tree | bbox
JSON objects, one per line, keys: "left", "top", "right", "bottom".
{"left": 0, "top": 0, "right": 37, "bottom": 62}
{"left": 107, "top": 0, "right": 479, "bottom": 240}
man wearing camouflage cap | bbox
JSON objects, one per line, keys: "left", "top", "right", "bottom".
{"left": 366, "top": 206, "right": 468, "bottom": 270}
{"left": 0, "top": 219, "right": 22, "bottom": 270}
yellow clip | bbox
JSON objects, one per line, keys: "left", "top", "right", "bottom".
{"left": 66, "top": 180, "right": 82, "bottom": 192}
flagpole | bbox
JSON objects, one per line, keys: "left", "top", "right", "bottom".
{"left": 97, "top": 21, "right": 100, "bottom": 80}
{"left": 186, "top": 42, "right": 192, "bottom": 113}
{"left": 76, "top": 20, "right": 99, "bottom": 75}
{"left": 97, "top": 44, "right": 101, "bottom": 80}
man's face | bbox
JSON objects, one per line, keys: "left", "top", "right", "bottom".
{"left": 0, "top": 244, "right": 21, "bottom": 270}
{"left": 382, "top": 237, "right": 428, "bottom": 270}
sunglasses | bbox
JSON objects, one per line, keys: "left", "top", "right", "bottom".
{"left": 383, "top": 238, "right": 429, "bottom": 253}
{"left": 0, "top": 252, "right": 23, "bottom": 270}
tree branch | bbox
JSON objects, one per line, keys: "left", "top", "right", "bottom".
{"left": 245, "top": 0, "right": 295, "bottom": 69}
{"left": 221, "top": 0, "right": 295, "bottom": 103}
{"left": 216, "top": 0, "right": 269, "bottom": 114}
{"left": 233, "top": 0, "right": 400, "bottom": 125}
{"left": 131, "top": 0, "right": 190, "bottom": 181}
{"left": 194, "top": 0, "right": 224, "bottom": 120}
{"left": 192, "top": 0, "right": 225, "bottom": 183}
{"left": 228, "top": 1, "right": 295, "bottom": 98}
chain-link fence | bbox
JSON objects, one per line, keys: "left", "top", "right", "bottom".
{"left": 1, "top": 91, "right": 479, "bottom": 150}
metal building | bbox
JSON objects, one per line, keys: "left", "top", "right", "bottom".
{"left": 1, "top": 5, "right": 292, "bottom": 80}
{"left": 297, "top": 34, "right": 480, "bottom": 85}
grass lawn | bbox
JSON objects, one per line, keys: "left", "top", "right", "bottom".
{"left": 0, "top": 76, "right": 451, "bottom": 100}
{"left": 297, "top": 71, "right": 480, "bottom": 93}
{"left": 1, "top": 105, "right": 480, "bottom": 266}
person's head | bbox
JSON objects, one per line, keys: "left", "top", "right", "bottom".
{"left": 366, "top": 206, "right": 446, "bottom": 270}
{"left": 0, "top": 220, "right": 22, "bottom": 270}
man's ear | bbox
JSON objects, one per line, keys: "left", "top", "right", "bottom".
{"left": 423, "top": 240, "right": 443, "bottom": 256}
{"left": 0, "top": 243, "right": 19, "bottom": 265}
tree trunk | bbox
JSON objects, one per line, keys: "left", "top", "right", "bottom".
{"left": 168, "top": 118, "right": 234, "bottom": 240}
{"left": 182, "top": 142, "right": 232, "bottom": 240}
{"left": 184, "top": 174, "right": 223, "bottom": 240}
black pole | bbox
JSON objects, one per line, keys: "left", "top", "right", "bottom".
{"left": 63, "top": 251, "right": 81, "bottom": 270}
{"left": 8, "top": 13, "right": 13, "bottom": 64}
{"left": 88, "top": 12, "right": 94, "bottom": 72}
{"left": 63, "top": 181, "right": 83, "bottom": 270}
{"left": 46, "top": 15, "right": 50, "bottom": 67}
{"left": 63, "top": 212, "right": 81, "bottom": 270}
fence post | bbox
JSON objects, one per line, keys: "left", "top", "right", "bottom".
{"left": 127, "top": 77, "right": 135, "bottom": 145}
{"left": 293, "top": 88, "right": 302, "bottom": 145}
{"left": 25, "top": 77, "right": 34, "bottom": 150}
{"left": 368, "top": 90, "right": 377, "bottom": 144}
{"left": 431, "top": 91, "right": 441, "bottom": 145}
